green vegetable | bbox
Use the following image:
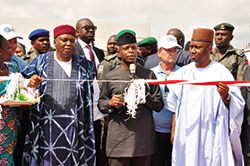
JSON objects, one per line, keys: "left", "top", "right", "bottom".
{"left": 18, "top": 93, "right": 29, "bottom": 101}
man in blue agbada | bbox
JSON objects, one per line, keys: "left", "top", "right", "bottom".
{"left": 21, "top": 25, "right": 96, "bottom": 165}
{"left": 166, "top": 28, "right": 245, "bottom": 166}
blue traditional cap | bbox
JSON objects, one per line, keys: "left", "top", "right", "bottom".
{"left": 28, "top": 29, "right": 50, "bottom": 41}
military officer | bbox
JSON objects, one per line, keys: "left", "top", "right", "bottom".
{"left": 97, "top": 35, "right": 120, "bottom": 88}
{"left": 210, "top": 23, "right": 247, "bottom": 81}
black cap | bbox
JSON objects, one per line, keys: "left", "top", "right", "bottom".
{"left": 116, "top": 30, "right": 136, "bottom": 46}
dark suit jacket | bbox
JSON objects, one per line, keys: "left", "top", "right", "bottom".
{"left": 241, "top": 66, "right": 250, "bottom": 159}
{"left": 74, "top": 40, "right": 104, "bottom": 63}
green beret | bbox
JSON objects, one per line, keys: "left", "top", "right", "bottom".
{"left": 138, "top": 37, "right": 157, "bottom": 47}
{"left": 116, "top": 29, "right": 137, "bottom": 46}
{"left": 116, "top": 30, "right": 136, "bottom": 40}
{"left": 214, "top": 23, "right": 235, "bottom": 32}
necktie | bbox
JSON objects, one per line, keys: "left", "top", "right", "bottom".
{"left": 86, "top": 45, "right": 96, "bottom": 73}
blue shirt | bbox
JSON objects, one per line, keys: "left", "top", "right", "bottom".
{"left": 151, "top": 62, "right": 180, "bottom": 133}
{"left": 144, "top": 48, "right": 192, "bottom": 69}
{"left": 8, "top": 55, "right": 27, "bottom": 72}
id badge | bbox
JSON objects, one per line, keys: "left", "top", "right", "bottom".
{"left": 162, "top": 92, "right": 168, "bottom": 100}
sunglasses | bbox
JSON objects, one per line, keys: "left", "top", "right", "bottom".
{"left": 83, "top": 26, "right": 97, "bottom": 31}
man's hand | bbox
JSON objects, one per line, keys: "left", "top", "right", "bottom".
{"left": 217, "top": 82, "right": 230, "bottom": 107}
{"left": 27, "top": 75, "right": 44, "bottom": 88}
{"left": 216, "top": 82, "right": 229, "bottom": 98}
{"left": 109, "top": 94, "right": 124, "bottom": 107}
{"left": 171, "top": 113, "right": 176, "bottom": 145}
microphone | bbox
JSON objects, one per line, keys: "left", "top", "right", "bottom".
{"left": 129, "top": 63, "right": 136, "bottom": 79}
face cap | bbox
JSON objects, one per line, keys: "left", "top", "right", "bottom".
{"left": 0, "top": 24, "right": 23, "bottom": 40}
{"left": 158, "top": 35, "right": 182, "bottom": 49}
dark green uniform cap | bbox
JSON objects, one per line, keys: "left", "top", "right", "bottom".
{"left": 116, "top": 29, "right": 136, "bottom": 46}
{"left": 214, "top": 23, "right": 235, "bottom": 32}
{"left": 138, "top": 37, "right": 157, "bottom": 47}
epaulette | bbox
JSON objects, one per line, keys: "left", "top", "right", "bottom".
{"left": 104, "top": 54, "right": 117, "bottom": 61}
{"left": 236, "top": 49, "right": 245, "bottom": 56}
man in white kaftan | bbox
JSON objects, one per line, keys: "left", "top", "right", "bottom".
{"left": 165, "top": 28, "right": 245, "bottom": 166}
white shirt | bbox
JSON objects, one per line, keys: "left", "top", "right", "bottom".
{"left": 77, "top": 39, "right": 100, "bottom": 69}
{"left": 53, "top": 52, "right": 104, "bottom": 121}
{"left": 54, "top": 52, "right": 72, "bottom": 77}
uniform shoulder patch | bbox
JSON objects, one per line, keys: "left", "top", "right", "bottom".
{"left": 236, "top": 49, "right": 245, "bottom": 56}
{"left": 98, "top": 65, "right": 104, "bottom": 74}
{"left": 104, "top": 54, "right": 117, "bottom": 61}
{"left": 104, "top": 57, "right": 110, "bottom": 61}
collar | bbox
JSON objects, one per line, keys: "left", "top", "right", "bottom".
{"left": 212, "top": 45, "right": 236, "bottom": 54}
{"left": 155, "top": 62, "right": 180, "bottom": 77}
{"left": 77, "top": 39, "right": 93, "bottom": 49}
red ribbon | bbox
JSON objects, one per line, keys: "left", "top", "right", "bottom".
{"left": 146, "top": 80, "right": 250, "bottom": 86}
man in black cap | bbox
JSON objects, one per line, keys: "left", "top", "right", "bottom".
{"left": 97, "top": 34, "right": 146, "bottom": 166}
{"left": 210, "top": 23, "right": 247, "bottom": 81}
{"left": 98, "top": 30, "right": 163, "bottom": 166}
{"left": 25, "top": 29, "right": 50, "bottom": 64}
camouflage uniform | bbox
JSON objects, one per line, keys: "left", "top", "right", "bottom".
{"left": 97, "top": 53, "right": 122, "bottom": 88}
{"left": 210, "top": 45, "right": 247, "bottom": 79}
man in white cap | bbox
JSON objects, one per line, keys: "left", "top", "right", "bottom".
{"left": 150, "top": 35, "right": 181, "bottom": 166}
{"left": 0, "top": 24, "right": 27, "bottom": 72}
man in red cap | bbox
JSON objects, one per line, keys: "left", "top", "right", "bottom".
{"left": 21, "top": 24, "right": 96, "bottom": 165}
{"left": 166, "top": 28, "right": 244, "bottom": 166}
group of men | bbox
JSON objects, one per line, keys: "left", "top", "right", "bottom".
{"left": 0, "top": 19, "right": 249, "bottom": 166}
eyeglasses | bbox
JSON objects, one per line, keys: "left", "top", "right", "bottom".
{"left": 82, "top": 26, "right": 97, "bottom": 31}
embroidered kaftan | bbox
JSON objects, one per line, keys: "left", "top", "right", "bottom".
{"left": 165, "top": 61, "right": 244, "bottom": 166}
{"left": 21, "top": 51, "right": 96, "bottom": 166}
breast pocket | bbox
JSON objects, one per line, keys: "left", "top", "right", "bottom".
{"left": 225, "top": 60, "right": 237, "bottom": 73}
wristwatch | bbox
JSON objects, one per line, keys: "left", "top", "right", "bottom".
{"left": 222, "top": 94, "right": 231, "bottom": 101}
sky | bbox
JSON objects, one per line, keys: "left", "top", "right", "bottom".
{"left": 0, "top": 0, "right": 250, "bottom": 48}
